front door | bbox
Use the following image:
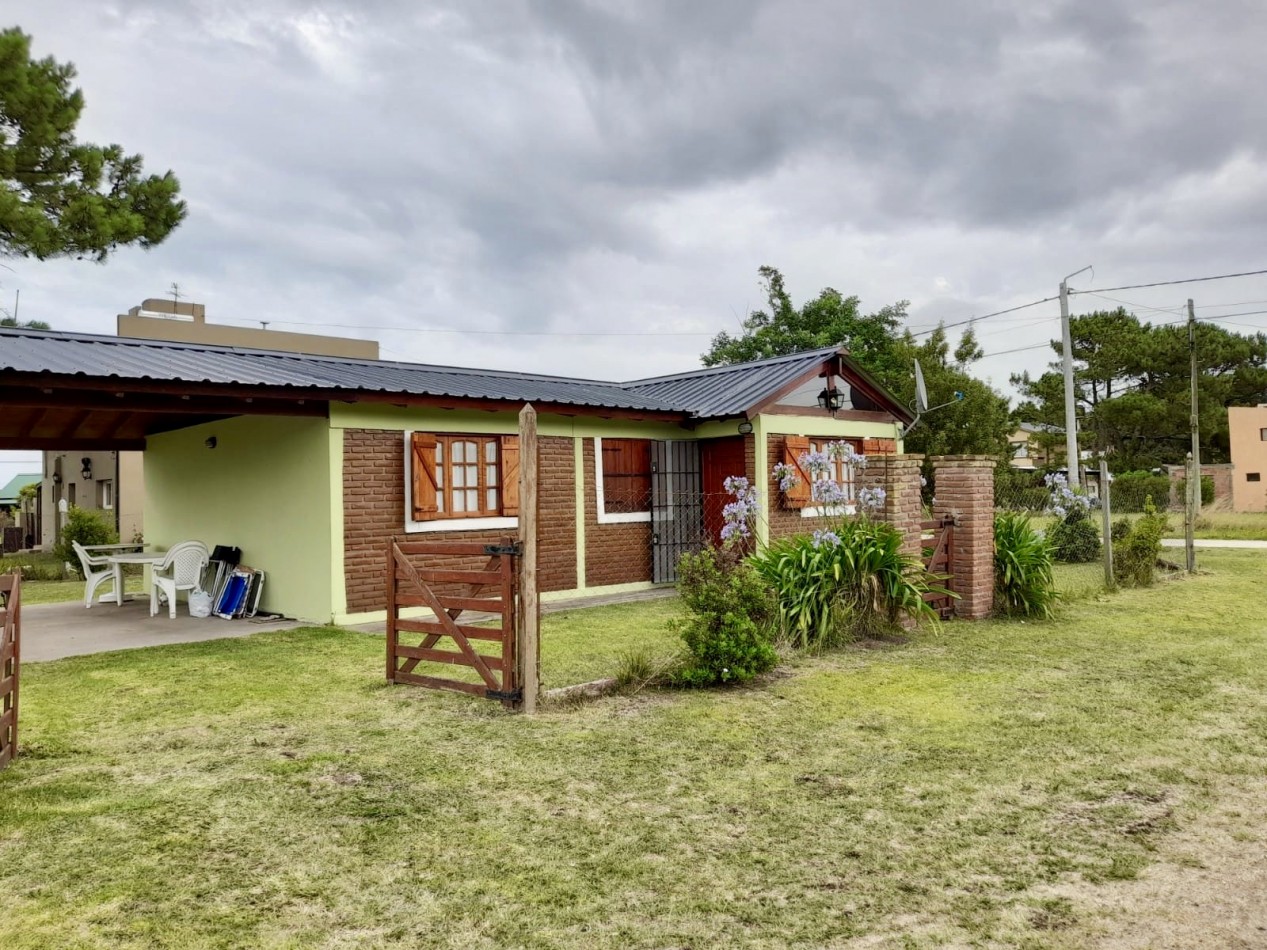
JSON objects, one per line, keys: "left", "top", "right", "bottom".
{"left": 700, "top": 436, "right": 747, "bottom": 546}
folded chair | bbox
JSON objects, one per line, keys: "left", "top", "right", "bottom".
{"left": 149, "top": 541, "right": 210, "bottom": 619}
{"left": 72, "top": 541, "right": 116, "bottom": 608}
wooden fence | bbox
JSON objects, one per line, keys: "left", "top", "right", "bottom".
{"left": 0, "top": 573, "right": 20, "bottom": 770}
{"left": 385, "top": 538, "right": 521, "bottom": 705}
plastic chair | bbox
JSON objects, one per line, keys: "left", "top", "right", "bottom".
{"left": 149, "top": 541, "right": 210, "bottom": 619}
{"left": 72, "top": 541, "right": 116, "bottom": 608}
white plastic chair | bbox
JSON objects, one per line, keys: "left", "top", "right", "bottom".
{"left": 149, "top": 541, "right": 210, "bottom": 619}
{"left": 72, "top": 541, "right": 116, "bottom": 608}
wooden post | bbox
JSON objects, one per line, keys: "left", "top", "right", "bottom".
{"left": 385, "top": 540, "right": 397, "bottom": 682}
{"left": 1099, "top": 457, "right": 1114, "bottom": 589}
{"left": 1184, "top": 451, "right": 1197, "bottom": 574}
{"left": 518, "top": 404, "right": 540, "bottom": 714}
{"left": 0, "top": 573, "right": 20, "bottom": 770}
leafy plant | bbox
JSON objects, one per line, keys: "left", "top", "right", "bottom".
{"left": 1048, "top": 517, "right": 1101, "bottom": 563}
{"left": 0, "top": 551, "right": 69, "bottom": 581}
{"left": 750, "top": 519, "right": 943, "bottom": 647}
{"left": 993, "top": 512, "right": 1056, "bottom": 618}
{"left": 1176, "top": 475, "right": 1215, "bottom": 507}
{"left": 672, "top": 547, "right": 778, "bottom": 687}
{"left": 52, "top": 506, "right": 118, "bottom": 573}
{"left": 1113, "top": 497, "right": 1169, "bottom": 587}
{"left": 1109, "top": 471, "right": 1172, "bottom": 513}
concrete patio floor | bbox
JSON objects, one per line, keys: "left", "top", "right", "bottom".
{"left": 22, "top": 596, "right": 302, "bottom": 662}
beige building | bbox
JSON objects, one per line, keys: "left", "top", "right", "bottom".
{"left": 1228, "top": 406, "right": 1267, "bottom": 512}
{"left": 117, "top": 298, "right": 379, "bottom": 359}
{"left": 39, "top": 297, "right": 378, "bottom": 549}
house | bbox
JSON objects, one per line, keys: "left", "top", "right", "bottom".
{"left": 1009, "top": 422, "right": 1063, "bottom": 471}
{"left": 0, "top": 327, "right": 912, "bottom": 623}
{"left": 0, "top": 472, "right": 41, "bottom": 552}
{"left": 34, "top": 296, "right": 381, "bottom": 550}
{"left": 1228, "top": 406, "right": 1267, "bottom": 511}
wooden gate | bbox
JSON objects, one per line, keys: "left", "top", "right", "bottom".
{"left": 386, "top": 538, "right": 520, "bottom": 704}
{"left": 0, "top": 574, "right": 20, "bottom": 770}
{"left": 921, "top": 516, "right": 955, "bottom": 619}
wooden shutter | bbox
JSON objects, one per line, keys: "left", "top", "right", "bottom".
{"left": 500, "top": 435, "right": 520, "bottom": 516}
{"left": 782, "top": 435, "right": 812, "bottom": 507}
{"left": 411, "top": 432, "right": 438, "bottom": 520}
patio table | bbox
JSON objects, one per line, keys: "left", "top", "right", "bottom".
{"left": 105, "top": 551, "right": 167, "bottom": 607}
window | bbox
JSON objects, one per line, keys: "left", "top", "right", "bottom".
{"left": 596, "top": 438, "right": 652, "bottom": 522}
{"left": 98, "top": 479, "right": 114, "bottom": 510}
{"left": 408, "top": 432, "right": 519, "bottom": 526}
{"left": 1248, "top": 473, "right": 1261, "bottom": 483}
{"left": 809, "top": 438, "right": 861, "bottom": 502}
{"left": 1260, "top": 428, "right": 1267, "bottom": 441}
{"left": 779, "top": 435, "right": 864, "bottom": 510}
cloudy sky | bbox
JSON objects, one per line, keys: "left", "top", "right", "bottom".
{"left": 3, "top": 0, "right": 1267, "bottom": 481}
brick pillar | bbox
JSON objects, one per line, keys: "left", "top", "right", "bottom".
{"left": 931, "top": 455, "right": 995, "bottom": 620}
{"left": 876, "top": 453, "right": 925, "bottom": 559}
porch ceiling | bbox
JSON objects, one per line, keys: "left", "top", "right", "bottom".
{"left": 0, "top": 378, "right": 327, "bottom": 450}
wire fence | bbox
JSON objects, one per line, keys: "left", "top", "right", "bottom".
{"left": 993, "top": 467, "right": 1190, "bottom": 598}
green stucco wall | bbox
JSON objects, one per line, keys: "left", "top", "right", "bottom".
{"left": 144, "top": 416, "right": 335, "bottom": 622}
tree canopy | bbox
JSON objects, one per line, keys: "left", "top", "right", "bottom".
{"left": 704, "top": 266, "right": 1013, "bottom": 458}
{"left": 0, "top": 27, "right": 186, "bottom": 261}
{"left": 703, "top": 265, "right": 908, "bottom": 382}
{"left": 0, "top": 314, "right": 49, "bottom": 329}
{"left": 1012, "top": 309, "right": 1267, "bottom": 470}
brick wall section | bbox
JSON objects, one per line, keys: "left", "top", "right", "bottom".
{"left": 876, "top": 454, "right": 925, "bottom": 559}
{"left": 765, "top": 433, "right": 805, "bottom": 542}
{"left": 342, "top": 429, "right": 577, "bottom": 615}
{"left": 1164, "top": 462, "right": 1233, "bottom": 507}
{"left": 583, "top": 439, "right": 653, "bottom": 587}
{"left": 931, "top": 455, "right": 995, "bottom": 620}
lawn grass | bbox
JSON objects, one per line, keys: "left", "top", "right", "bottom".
{"left": 3, "top": 552, "right": 1267, "bottom": 947}
{"left": 14, "top": 575, "right": 145, "bottom": 606}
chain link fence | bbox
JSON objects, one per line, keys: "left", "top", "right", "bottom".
{"left": 994, "top": 465, "right": 1194, "bottom": 598}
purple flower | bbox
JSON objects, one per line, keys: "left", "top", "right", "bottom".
{"left": 812, "top": 529, "right": 842, "bottom": 549}
{"left": 857, "top": 486, "right": 887, "bottom": 513}
{"left": 771, "top": 461, "right": 800, "bottom": 492}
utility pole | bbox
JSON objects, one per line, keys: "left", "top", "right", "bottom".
{"left": 1188, "top": 298, "right": 1201, "bottom": 516}
{"left": 1060, "top": 266, "right": 1093, "bottom": 489}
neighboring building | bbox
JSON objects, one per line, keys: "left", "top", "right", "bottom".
{"left": 1009, "top": 422, "right": 1062, "bottom": 470}
{"left": 0, "top": 329, "right": 912, "bottom": 623}
{"left": 35, "top": 297, "right": 379, "bottom": 549}
{"left": 0, "top": 473, "right": 41, "bottom": 552}
{"left": 1228, "top": 406, "right": 1267, "bottom": 511}
{"left": 117, "top": 297, "right": 379, "bottom": 359}
{"left": 39, "top": 451, "right": 144, "bottom": 548}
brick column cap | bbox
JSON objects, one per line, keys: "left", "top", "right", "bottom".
{"left": 930, "top": 455, "right": 997, "bottom": 466}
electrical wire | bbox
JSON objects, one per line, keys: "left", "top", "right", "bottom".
{"left": 1068, "top": 268, "right": 1267, "bottom": 295}
{"left": 905, "top": 295, "right": 1059, "bottom": 338}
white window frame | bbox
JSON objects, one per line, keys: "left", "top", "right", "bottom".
{"left": 801, "top": 504, "right": 857, "bottom": 519}
{"left": 402, "top": 431, "right": 518, "bottom": 534}
{"left": 100, "top": 479, "right": 114, "bottom": 510}
{"left": 594, "top": 436, "right": 652, "bottom": 525}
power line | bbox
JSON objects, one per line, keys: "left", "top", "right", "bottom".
{"left": 220, "top": 318, "right": 715, "bottom": 338}
{"left": 1068, "top": 268, "right": 1267, "bottom": 295}
{"left": 906, "top": 294, "right": 1059, "bottom": 338}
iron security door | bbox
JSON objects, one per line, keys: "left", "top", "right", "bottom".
{"left": 650, "top": 441, "right": 704, "bottom": 583}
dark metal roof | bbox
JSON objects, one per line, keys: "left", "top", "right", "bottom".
{"left": 0, "top": 327, "right": 680, "bottom": 413}
{"left": 622, "top": 346, "right": 841, "bottom": 418}
{"left": 0, "top": 327, "right": 904, "bottom": 421}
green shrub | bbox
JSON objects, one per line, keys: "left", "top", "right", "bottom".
{"left": 52, "top": 506, "right": 118, "bottom": 574}
{"left": 672, "top": 547, "right": 778, "bottom": 687}
{"left": 750, "top": 519, "right": 943, "bottom": 648}
{"left": 1047, "top": 513, "right": 1101, "bottom": 563}
{"left": 994, "top": 466, "right": 1048, "bottom": 511}
{"left": 1176, "top": 475, "right": 1215, "bottom": 507}
{"left": 0, "top": 551, "right": 69, "bottom": 581}
{"left": 1110, "top": 471, "right": 1172, "bottom": 513}
{"left": 994, "top": 512, "right": 1057, "bottom": 619}
{"left": 1114, "top": 497, "right": 1168, "bottom": 587}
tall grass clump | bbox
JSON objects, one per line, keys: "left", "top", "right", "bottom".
{"left": 994, "top": 511, "right": 1057, "bottom": 618}
{"left": 751, "top": 519, "right": 941, "bottom": 647}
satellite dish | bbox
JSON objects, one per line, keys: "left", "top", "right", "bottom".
{"left": 914, "top": 360, "right": 929, "bottom": 414}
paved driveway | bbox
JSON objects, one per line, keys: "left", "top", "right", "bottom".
{"left": 21, "top": 597, "right": 301, "bottom": 662}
